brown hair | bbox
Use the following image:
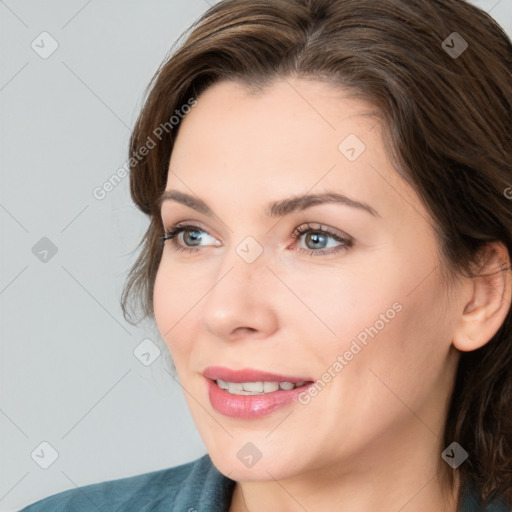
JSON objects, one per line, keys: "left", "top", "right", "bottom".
{"left": 121, "top": 0, "right": 512, "bottom": 507}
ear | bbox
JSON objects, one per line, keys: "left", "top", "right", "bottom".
{"left": 452, "top": 242, "right": 512, "bottom": 352}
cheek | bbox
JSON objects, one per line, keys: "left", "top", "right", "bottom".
{"left": 297, "top": 248, "right": 448, "bottom": 378}
{"left": 153, "top": 265, "right": 170, "bottom": 337}
{"left": 286, "top": 263, "right": 397, "bottom": 351}
{"left": 346, "top": 271, "right": 451, "bottom": 406}
{"left": 153, "top": 261, "right": 196, "bottom": 355}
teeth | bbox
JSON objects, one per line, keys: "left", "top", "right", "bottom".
{"left": 216, "top": 380, "right": 305, "bottom": 395}
{"left": 216, "top": 379, "right": 230, "bottom": 390}
{"left": 242, "top": 381, "right": 264, "bottom": 392}
{"left": 263, "top": 381, "right": 279, "bottom": 393}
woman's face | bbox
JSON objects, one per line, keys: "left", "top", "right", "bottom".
{"left": 153, "top": 78, "right": 464, "bottom": 481}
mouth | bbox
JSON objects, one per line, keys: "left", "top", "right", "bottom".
{"left": 214, "top": 379, "right": 308, "bottom": 395}
{"left": 203, "top": 366, "right": 315, "bottom": 418}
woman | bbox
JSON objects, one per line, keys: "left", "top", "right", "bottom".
{"left": 19, "top": 0, "right": 512, "bottom": 511}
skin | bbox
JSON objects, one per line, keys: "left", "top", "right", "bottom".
{"left": 153, "top": 78, "right": 511, "bottom": 512}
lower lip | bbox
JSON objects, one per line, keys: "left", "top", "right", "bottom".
{"left": 206, "top": 378, "right": 312, "bottom": 418}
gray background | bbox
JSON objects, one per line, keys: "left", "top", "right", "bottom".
{"left": 1, "top": 1, "right": 511, "bottom": 510}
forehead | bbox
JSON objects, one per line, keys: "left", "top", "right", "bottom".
{"left": 174, "top": 78, "right": 379, "bottom": 146}
{"left": 169, "top": 79, "right": 374, "bottom": 178}
{"left": 166, "top": 78, "right": 425, "bottom": 223}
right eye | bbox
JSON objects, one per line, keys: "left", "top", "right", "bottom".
{"left": 161, "top": 223, "right": 221, "bottom": 253}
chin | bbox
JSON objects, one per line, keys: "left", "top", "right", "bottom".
{"left": 207, "top": 441, "right": 301, "bottom": 482}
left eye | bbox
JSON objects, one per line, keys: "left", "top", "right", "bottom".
{"left": 161, "top": 223, "right": 352, "bottom": 256}
{"left": 290, "top": 223, "right": 352, "bottom": 256}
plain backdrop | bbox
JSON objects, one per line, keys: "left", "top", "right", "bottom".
{"left": 1, "top": 0, "right": 511, "bottom": 510}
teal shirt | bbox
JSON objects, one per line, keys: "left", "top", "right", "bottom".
{"left": 18, "top": 454, "right": 510, "bottom": 512}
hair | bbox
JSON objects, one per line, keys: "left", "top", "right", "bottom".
{"left": 121, "top": 0, "right": 512, "bottom": 507}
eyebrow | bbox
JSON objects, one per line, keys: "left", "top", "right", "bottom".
{"left": 158, "top": 190, "right": 379, "bottom": 218}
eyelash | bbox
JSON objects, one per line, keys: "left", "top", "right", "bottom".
{"left": 160, "top": 222, "right": 352, "bottom": 256}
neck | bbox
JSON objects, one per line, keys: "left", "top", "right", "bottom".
{"left": 228, "top": 433, "right": 461, "bottom": 512}
{"left": 230, "top": 472, "right": 460, "bottom": 512}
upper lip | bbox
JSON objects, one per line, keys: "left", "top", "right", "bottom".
{"left": 203, "top": 366, "right": 314, "bottom": 384}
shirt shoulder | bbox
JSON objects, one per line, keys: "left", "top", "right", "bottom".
{"left": 18, "top": 454, "right": 235, "bottom": 512}
{"left": 460, "top": 482, "right": 511, "bottom": 512}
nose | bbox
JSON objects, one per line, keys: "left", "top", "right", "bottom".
{"left": 200, "top": 248, "right": 279, "bottom": 342}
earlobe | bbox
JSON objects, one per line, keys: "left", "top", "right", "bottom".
{"left": 452, "top": 242, "right": 512, "bottom": 353}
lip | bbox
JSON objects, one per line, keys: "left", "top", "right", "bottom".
{"left": 203, "top": 366, "right": 315, "bottom": 419}
{"left": 203, "top": 366, "right": 313, "bottom": 384}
